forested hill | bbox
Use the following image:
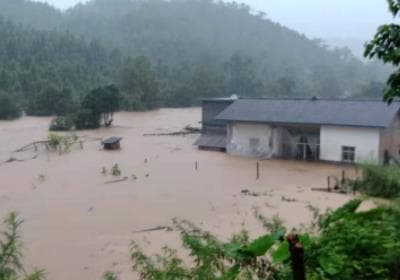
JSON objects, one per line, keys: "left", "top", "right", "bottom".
{"left": 0, "top": 0, "right": 62, "bottom": 30}
{"left": 0, "top": 0, "right": 391, "bottom": 119}
{"left": 0, "top": 17, "right": 122, "bottom": 118}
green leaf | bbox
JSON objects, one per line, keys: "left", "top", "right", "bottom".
{"left": 245, "top": 234, "right": 275, "bottom": 257}
{"left": 223, "top": 243, "right": 243, "bottom": 260}
{"left": 299, "top": 234, "right": 312, "bottom": 249}
{"left": 272, "top": 240, "right": 290, "bottom": 263}
{"left": 319, "top": 255, "right": 344, "bottom": 275}
{"left": 219, "top": 265, "right": 240, "bottom": 280}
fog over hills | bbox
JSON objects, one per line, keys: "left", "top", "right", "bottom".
{"left": 35, "top": 0, "right": 392, "bottom": 56}
{"left": 0, "top": 0, "right": 393, "bottom": 120}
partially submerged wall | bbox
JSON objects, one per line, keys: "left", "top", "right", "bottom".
{"left": 320, "top": 125, "right": 380, "bottom": 162}
{"left": 226, "top": 122, "right": 282, "bottom": 158}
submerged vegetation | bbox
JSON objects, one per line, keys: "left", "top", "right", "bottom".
{"left": 357, "top": 164, "right": 400, "bottom": 198}
{"left": 47, "top": 133, "right": 78, "bottom": 153}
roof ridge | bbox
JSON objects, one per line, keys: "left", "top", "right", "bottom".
{"left": 238, "top": 97, "right": 393, "bottom": 103}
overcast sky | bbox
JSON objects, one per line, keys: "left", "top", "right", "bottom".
{"left": 36, "top": 0, "right": 393, "bottom": 41}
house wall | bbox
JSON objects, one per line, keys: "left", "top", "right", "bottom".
{"left": 380, "top": 114, "right": 400, "bottom": 161}
{"left": 320, "top": 126, "right": 381, "bottom": 162}
{"left": 227, "top": 122, "right": 280, "bottom": 158}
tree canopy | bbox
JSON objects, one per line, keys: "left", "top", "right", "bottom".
{"left": 365, "top": 0, "right": 400, "bottom": 102}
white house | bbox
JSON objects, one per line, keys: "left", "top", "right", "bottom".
{"left": 205, "top": 98, "right": 400, "bottom": 163}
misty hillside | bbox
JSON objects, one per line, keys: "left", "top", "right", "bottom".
{"left": 0, "top": 0, "right": 390, "bottom": 118}
{"left": 0, "top": 17, "right": 122, "bottom": 116}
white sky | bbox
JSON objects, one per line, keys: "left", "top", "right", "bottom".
{"left": 35, "top": 0, "right": 394, "bottom": 41}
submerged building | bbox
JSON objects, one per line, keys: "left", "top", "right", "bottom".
{"left": 196, "top": 97, "right": 400, "bottom": 163}
{"left": 194, "top": 97, "right": 236, "bottom": 151}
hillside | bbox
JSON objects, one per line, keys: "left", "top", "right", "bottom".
{"left": 0, "top": 0, "right": 391, "bottom": 117}
{"left": 0, "top": 17, "right": 122, "bottom": 117}
{"left": 64, "top": 0, "right": 390, "bottom": 96}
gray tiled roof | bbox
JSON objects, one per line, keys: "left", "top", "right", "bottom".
{"left": 216, "top": 99, "right": 400, "bottom": 128}
{"left": 102, "top": 137, "right": 122, "bottom": 144}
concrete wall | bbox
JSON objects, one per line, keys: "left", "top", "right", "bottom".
{"left": 380, "top": 115, "right": 400, "bottom": 161}
{"left": 320, "top": 125, "right": 381, "bottom": 162}
{"left": 227, "top": 122, "right": 281, "bottom": 158}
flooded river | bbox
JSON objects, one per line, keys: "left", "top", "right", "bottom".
{"left": 0, "top": 108, "right": 353, "bottom": 279}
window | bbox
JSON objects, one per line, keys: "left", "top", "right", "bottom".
{"left": 342, "top": 146, "right": 355, "bottom": 163}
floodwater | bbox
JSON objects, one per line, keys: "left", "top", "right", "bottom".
{"left": 0, "top": 108, "right": 354, "bottom": 280}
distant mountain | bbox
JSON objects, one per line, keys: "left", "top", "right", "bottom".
{"left": 0, "top": 0, "right": 391, "bottom": 113}
{"left": 0, "top": 0, "right": 62, "bottom": 30}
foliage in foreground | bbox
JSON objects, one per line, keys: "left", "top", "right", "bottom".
{"left": 128, "top": 219, "right": 290, "bottom": 280}
{"left": 305, "top": 199, "right": 400, "bottom": 279}
{"left": 104, "top": 199, "right": 400, "bottom": 280}
{"left": 356, "top": 164, "right": 400, "bottom": 198}
{"left": 0, "top": 212, "right": 45, "bottom": 280}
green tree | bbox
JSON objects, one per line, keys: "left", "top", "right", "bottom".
{"left": 81, "top": 85, "right": 121, "bottom": 127}
{"left": 0, "top": 92, "right": 21, "bottom": 120}
{"left": 225, "top": 53, "right": 263, "bottom": 96}
{"left": 27, "top": 87, "right": 76, "bottom": 116}
{"left": 73, "top": 108, "right": 100, "bottom": 130}
{"left": 365, "top": 0, "right": 400, "bottom": 102}
{"left": 119, "top": 56, "right": 160, "bottom": 110}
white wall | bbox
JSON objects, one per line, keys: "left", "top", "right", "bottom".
{"left": 320, "top": 125, "right": 381, "bottom": 162}
{"left": 227, "top": 122, "right": 280, "bottom": 158}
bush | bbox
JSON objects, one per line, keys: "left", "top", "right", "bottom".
{"left": 304, "top": 199, "right": 400, "bottom": 279}
{"left": 49, "top": 116, "right": 74, "bottom": 131}
{"left": 73, "top": 109, "right": 100, "bottom": 130}
{"left": 47, "top": 132, "right": 63, "bottom": 149}
{"left": 47, "top": 133, "right": 78, "bottom": 153}
{"left": 111, "top": 164, "right": 121, "bottom": 177}
{"left": 357, "top": 164, "right": 400, "bottom": 198}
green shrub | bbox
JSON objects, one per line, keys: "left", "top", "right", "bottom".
{"left": 73, "top": 109, "right": 100, "bottom": 130}
{"left": 304, "top": 199, "right": 400, "bottom": 280}
{"left": 47, "top": 133, "right": 77, "bottom": 153}
{"left": 47, "top": 132, "right": 63, "bottom": 149}
{"left": 357, "top": 164, "right": 400, "bottom": 198}
{"left": 49, "top": 116, "right": 74, "bottom": 131}
{"left": 111, "top": 164, "right": 121, "bottom": 177}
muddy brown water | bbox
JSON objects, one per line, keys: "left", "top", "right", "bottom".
{"left": 0, "top": 108, "right": 354, "bottom": 279}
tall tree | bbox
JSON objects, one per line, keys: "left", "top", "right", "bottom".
{"left": 119, "top": 56, "right": 160, "bottom": 110}
{"left": 0, "top": 91, "right": 20, "bottom": 119}
{"left": 225, "top": 53, "right": 263, "bottom": 96}
{"left": 365, "top": 0, "right": 400, "bottom": 102}
{"left": 81, "top": 84, "right": 121, "bottom": 127}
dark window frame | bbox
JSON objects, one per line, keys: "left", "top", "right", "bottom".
{"left": 342, "top": 146, "right": 356, "bottom": 163}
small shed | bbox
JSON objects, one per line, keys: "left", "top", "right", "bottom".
{"left": 102, "top": 137, "right": 122, "bottom": 150}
